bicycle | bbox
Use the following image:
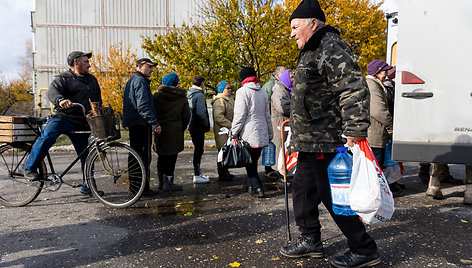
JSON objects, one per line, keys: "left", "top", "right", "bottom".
{"left": 0, "top": 103, "right": 146, "bottom": 208}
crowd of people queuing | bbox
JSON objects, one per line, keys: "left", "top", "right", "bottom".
{"left": 22, "top": 0, "right": 471, "bottom": 267}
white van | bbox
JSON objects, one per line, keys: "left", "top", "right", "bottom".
{"left": 391, "top": 0, "right": 472, "bottom": 164}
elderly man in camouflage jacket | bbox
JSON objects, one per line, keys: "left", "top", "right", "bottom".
{"left": 279, "top": 1, "right": 380, "bottom": 267}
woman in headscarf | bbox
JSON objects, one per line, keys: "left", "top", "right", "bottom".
{"left": 152, "top": 73, "right": 190, "bottom": 191}
{"left": 231, "top": 67, "right": 273, "bottom": 198}
{"left": 270, "top": 69, "right": 293, "bottom": 180}
{"left": 212, "top": 81, "right": 235, "bottom": 181}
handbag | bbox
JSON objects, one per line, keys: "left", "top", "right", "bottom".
{"left": 277, "top": 126, "right": 298, "bottom": 176}
{"left": 349, "top": 139, "right": 395, "bottom": 226}
{"left": 218, "top": 133, "right": 252, "bottom": 168}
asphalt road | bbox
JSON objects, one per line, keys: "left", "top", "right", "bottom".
{"left": 1, "top": 147, "right": 471, "bottom": 268}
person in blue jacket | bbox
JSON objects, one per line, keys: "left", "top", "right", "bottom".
{"left": 122, "top": 58, "right": 161, "bottom": 196}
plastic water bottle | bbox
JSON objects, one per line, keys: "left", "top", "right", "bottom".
{"left": 328, "top": 147, "right": 356, "bottom": 216}
{"left": 262, "top": 141, "right": 276, "bottom": 166}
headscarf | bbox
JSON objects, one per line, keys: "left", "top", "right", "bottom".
{"left": 279, "top": 69, "right": 292, "bottom": 90}
{"left": 217, "top": 81, "right": 228, "bottom": 93}
{"left": 162, "top": 73, "right": 179, "bottom": 87}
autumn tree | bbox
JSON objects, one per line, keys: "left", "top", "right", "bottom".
{"left": 0, "top": 40, "right": 34, "bottom": 115}
{"left": 90, "top": 42, "right": 138, "bottom": 114}
{"left": 142, "top": 0, "right": 297, "bottom": 91}
{"left": 142, "top": 0, "right": 386, "bottom": 92}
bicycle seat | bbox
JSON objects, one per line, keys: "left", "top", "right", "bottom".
{"left": 27, "top": 116, "right": 48, "bottom": 125}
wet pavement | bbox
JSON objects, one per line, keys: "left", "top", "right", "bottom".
{"left": 1, "top": 147, "right": 471, "bottom": 267}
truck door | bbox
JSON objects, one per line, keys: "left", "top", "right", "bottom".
{"left": 392, "top": 0, "right": 472, "bottom": 164}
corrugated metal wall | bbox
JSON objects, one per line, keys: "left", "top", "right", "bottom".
{"left": 33, "top": 0, "right": 205, "bottom": 115}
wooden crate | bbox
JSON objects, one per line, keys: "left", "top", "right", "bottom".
{"left": 0, "top": 116, "right": 37, "bottom": 143}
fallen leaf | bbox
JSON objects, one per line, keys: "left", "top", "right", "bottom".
{"left": 270, "top": 256, "right": 282, "bottom": 261}
{"left": 175, "top": 247, "right": 182, "bottom": 251}
{"left": 212, "top": 255, "right": 219, "bottom": 259}
{"left": 144, "top": 203, "right": 149, "bottom": 208}
{"left": 184, "top": 212, "right": 193, "bottom": 217}
{"left": 202, "top": 198, "right": 209, "bottom": 201}
{"left": 460, "top": 259, "right": 472, "bottom": 264}
{"left": 150, "top": 177, "right": 155, "bottom": 181}
{"left": 267, "top": 213, "right": 273, "bottom": 216}
{"left": 43, "top": 198, "right": 48, "bottom": 201}
{"left": 425, "top": 205, "right": 432, "bottom": 207}
{"left": 229, "top": 262, "right": 241, "bottom": 267}
{"left": 201, "top": 234, "right": 206, "bottom": 237}
{"left": 255, "top": 239, "right": 263, "bottom": 244}
{"left": 461, "top": 219, "right": 468, "bottom": 223}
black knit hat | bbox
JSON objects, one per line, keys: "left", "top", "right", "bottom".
{"left": 289, "top": 0, "right": 326, "bottom": 23}
{"left": 239, "top": 67, "right": 257, "bottom": 82}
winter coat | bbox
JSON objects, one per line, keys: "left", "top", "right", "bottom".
{"left": 48, "top": 69, "right": 102, "bottom": 127}
{"left": 187, "top": 85, "right": 210, "bottom": 133}
{"left": 122, "top": 71, "right": 159, "bottom": 128}
{"left": 231, "top": 81, "right": 273, "bottom": 148}
{"left": 152, "top": 85, "right": 190, "bottom": 155}
{"left": 211, "top": 93, "right": 235, "bottom": 149}
{"left": 290, "top": 25, "right": 370, "bottom": 153}
{"left": 262, "top": 75, "right": 276, "bottom": 102}
{"left": 366, "top": 75, "right": 393, "bottom": 148}
{"left": 271, "top": 80, "right": 291, "bottom": 166}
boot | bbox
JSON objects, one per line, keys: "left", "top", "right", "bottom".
{"left": 464, "top": 184, "right": 472, "bottom": 205}
{"left": 280, "top": 235, "right": 325, "bottom": 258}
{"left": 162, "top": 174, "right": 183, "bottom": 191}
{"left": 157, "top": 172, "right": 164, "bottom": 190}
{"left": 217, "top": 162, "right": 232, "bottom": 181}
{"left": 426, "top": 175, "right": 444, "bottom": 199}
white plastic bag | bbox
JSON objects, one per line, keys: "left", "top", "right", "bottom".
{"left": 383, "top": 164, "right": 402, "bottom": 184}
{"left": 349, "top": 139, "right": 394, "bottom": 226}
{"left": 277, "top": 126, "right": 298, "bottom": 176}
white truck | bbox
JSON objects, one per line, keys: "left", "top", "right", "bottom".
{"left": 389, "top": 0, "right": 472, "bottom": 164}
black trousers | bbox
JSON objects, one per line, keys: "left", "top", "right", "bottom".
{"left": 292, "top": 152, "right": 377, "bottom": 256}
{"left": 371, "top": 147, "right": 385, "bottom": 170}
{"left": 190, "top": 130, "right": 205, "bottom": 175}
{"left": 129, "top": 125, "right": 152, "bottom": 190}
{"left": 245, "top": 147, "right": 263, "bottom": 189}
{"left": 158, "top": 154, "right": 178, "bottom": 176}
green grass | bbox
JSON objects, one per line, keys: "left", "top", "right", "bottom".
{"left": 184, "top": 129, "right": 215, "bottom": 140}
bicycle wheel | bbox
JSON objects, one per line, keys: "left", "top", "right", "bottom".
{"left": 0, "top": 143, "right": 44, "bottom": 207}
{"left": 85, "top": 142, "right": 146, "bottom": 208}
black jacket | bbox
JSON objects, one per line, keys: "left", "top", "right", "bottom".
{"left": 48, "top": 70, "right": 102, "bottom": 127}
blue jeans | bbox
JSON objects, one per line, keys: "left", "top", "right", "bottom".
{"left": 23, "top": 115, "right": 90, "bottom": 188}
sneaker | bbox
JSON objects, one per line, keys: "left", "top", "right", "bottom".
{"left": 193, "top": 175, "right": 210, "bottom": 184}
{"left": 23, "top": 169, "right": 41, "bottom": 181}
{"left": 331, "top": 251, "right": 380, "bottom": 268}
{"left": 280, "top": 236, "right": 325, "bottom": 258}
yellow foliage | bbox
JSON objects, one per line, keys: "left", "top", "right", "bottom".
{"left": 90, "top": 42, "right": 138, "bottom": 114}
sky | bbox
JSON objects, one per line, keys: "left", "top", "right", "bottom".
{"left": 0, "top": 0, "right": 398, "bottom": 81}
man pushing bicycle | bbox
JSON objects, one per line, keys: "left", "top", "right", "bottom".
{"left": 22, "top": 51, "right": 103, "bottom": 196}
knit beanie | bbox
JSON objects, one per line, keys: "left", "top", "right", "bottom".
{"left": 162, "top": 73, "right": 179, "bottom": 87}
{"left": 289, "top": 0, "right": 326, "bottom": 23}
{"left": 367, "top": 60, "right": 392, "bottom": 75}
{"left": 217, "top": 81, "right": 228, "bottom": 93}
{"left": 239, "top": 67, "right": 257, "bottom": 82}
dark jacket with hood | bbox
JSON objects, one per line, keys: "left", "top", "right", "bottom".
{"left": 48, "top": 69, "right": 102, "bottom": 128}
{"left": 153, "top": 85, "right": 190, "bottom": 155}
{"left": 290, "top": 25, "right": 370, "bottom": 153}
{"left": 187, "top": 85, "right": 210, "bottom": 133}
{"left": 122, "top": 71, "right": 159, "bottom": 128}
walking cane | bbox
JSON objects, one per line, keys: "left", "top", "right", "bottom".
{"left": 280, "top": 119, "right": 292, "bottom": 241}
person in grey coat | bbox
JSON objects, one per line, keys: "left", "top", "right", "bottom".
{"left": 231, "top": 67, "right": 273, "bottom": 198}
{"left": 187, "top": 75, "right": 211, "bottom": 184}
{"left": 122, "top": 58, "right": 161, "bottom": 196}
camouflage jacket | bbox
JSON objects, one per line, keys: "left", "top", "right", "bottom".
{"left": 290, "top": 25, "right": 370, "bottom": 153}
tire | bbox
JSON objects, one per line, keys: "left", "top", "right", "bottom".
{"left": 0, "top": 143, "right": 44, "bottom": 207}
{"left": 85, "top": 142, "right": 146, "bottom": 208}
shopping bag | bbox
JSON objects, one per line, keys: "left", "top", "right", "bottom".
{"left": 219, "top": 138, "right": 252, "bottom": 168}
{"left": 349, "top": 139, "right": 394, "bottom": 226}
{"left": 277, "top": 126, "right": 298, "bottom": 176}
{"left": 383, "top": 140, "right": 402, "bottom": 184}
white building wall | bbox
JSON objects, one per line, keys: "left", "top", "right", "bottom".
{"left": 32, "top": 0, "right": 204, "bottom": 115}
